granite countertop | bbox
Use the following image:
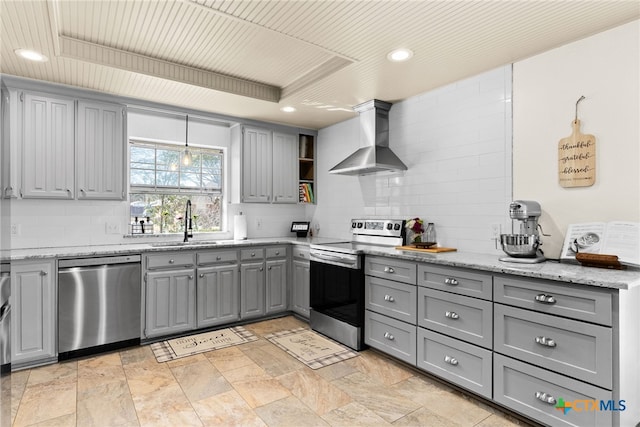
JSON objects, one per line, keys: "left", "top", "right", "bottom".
{"left": 3, "top": 237, "right": 639, "bottom": 290}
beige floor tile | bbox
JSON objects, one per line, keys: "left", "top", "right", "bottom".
{"left": 26, "top": 360, "right": 77, "bottom": 386}
{"left": 7, "top": 369, "right": 30, "bottom": 424}
{"left": 170, "top": 359, "right": 233, "bottom": 402}
{"left": 135, "top": 399, "right": 203, "bottom": 427}
{"left": 332, "top": 371, "right": 421, "bottom": 423}
{"left": 314, "top": 359, "right": 360, "bottom": 381}
{"left": 192, "top": 389, "right": 266, "bottom": 427}
{"left": 393, "top": 407, "right": 462, "bottom": 427}
{"left": 243, "top": 315, "right": 308, "bottom": 336}
{"left": 345, "top": 350, "right": 414, "bottom": 386}
{"left": 77, "top": 379, "right": 139, "bottom": 427}
{"left": 165, "top": 352, "right": 208, "bottom": 368}
{"left": 12, "top": 376, "right": 76, "bottom": 427}
{"left": 206, "top": 345, "right": 256, "bottom": 372}
{"left": 476, "top": 412, "right": 534, "bottom": 427}
{"left": 120, "top": 344, "right": 157, "bottom": 367}
{"left": 221, "top": 362, "right": 291, "bottom": 408}
{"left": 254, "top": 395, "right": 330, "bottom": 426}
{"left": 23, "top": 413, "right": 77, "bottom": 427}
{"left": 277, "top": 369, "right": 352, "bottom": 416}
{"left": 78, "top": 354, "right": 128, "bottom": 392}
{"left": 242, "top": 341, "right": 305, "bottom": 377}
{"left": 321, "top": 401, "right": 391, "bottom": 426}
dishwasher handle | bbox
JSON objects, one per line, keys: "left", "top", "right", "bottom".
{"left": 59, "top": 254, "right": 141, "bottom": 268}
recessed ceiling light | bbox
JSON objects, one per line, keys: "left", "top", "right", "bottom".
{"left": 387, "top": 48, "right": 413, "bottom": 62}
{"left": 14, "top": 48, "right": 48, "bottom": 62}
{"left": 280, "top": 106, "right": 296, "bottom": 113}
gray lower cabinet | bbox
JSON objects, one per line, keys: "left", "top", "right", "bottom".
{"left": 365, "top": 310, "right": 416, "bottom": 365}
{"left": 494, "top": 354, "right": 612, "bottom": 427}
{"left": 240, "top": 261, "right": 265, "bottom": 319}
{"left": 11, "top": 259, "right": 56, "bottom": 367}
{"left": 266, "top": 259, "right": 287, "bottom": 314}
{"left": 197, "top": 264, "right": 239, "bottom": 328}
{"left": 145, "top": 268, "right": 196, "bottom": 338}
{"left": 291, "top": 246, "right": 310, "bottom": 318}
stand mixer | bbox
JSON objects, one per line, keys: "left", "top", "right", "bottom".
{"left": 499, "top": 200, "right": 546, "bottom": 263}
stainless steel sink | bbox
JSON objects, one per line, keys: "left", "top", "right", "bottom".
{"left": 150, "top": 241, "right": 219, "bottom": 248}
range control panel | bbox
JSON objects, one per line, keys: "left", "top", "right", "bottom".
{"left": 350, "top": 219, "right": 405, "bottom": 237}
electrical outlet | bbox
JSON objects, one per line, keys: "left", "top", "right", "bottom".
{"left": 10, "top": 224, "right": 20, "bottom": 236}
{"left": 105, "top": 222, "right": 120, "bottom": 234}
{"left": 490, "top": 223, "right": 501, "bottom": 240}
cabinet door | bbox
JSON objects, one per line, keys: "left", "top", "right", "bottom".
{"left": 272, "top": 132, "right": 297, "bottom": 203}
{"left": 242, "top": 127, "right": 272, "bottom": 203}
{"left": 145, "top": 269, "right": 196, "bottom": 338}
{"left": 266, "top": 259, "right": 287, "bottom": 314}
{"left": 292, "top": 259, "right": 310, "bottom": 318}
{"left": 240, "top": 261, "right": 265, "bottom": 318}
{"left": 11, "top": 260, "right": 56, "bottom": 366}
{"left": 197, "top": 264, "right": 240, "bottom": 328}
{"left": 77, "top": 100, "right": 126, "bottom": 200}
{"left": 1, "top": 88, "right": 21, "bottom": 199}
{"left": 22, "top": 92, "right": 74, "bottom": 199}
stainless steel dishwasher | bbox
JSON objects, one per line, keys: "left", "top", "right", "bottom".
{"left": 58, "top": 254, "right": 141, "bottom": 359}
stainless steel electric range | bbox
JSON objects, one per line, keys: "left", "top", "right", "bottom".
{"left": 309, "top": 219, "right": 405, "bottom": 350}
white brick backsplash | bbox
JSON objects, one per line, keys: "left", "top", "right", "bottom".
{"left": 313, "top": 65, "right": 513, "bottom": 253}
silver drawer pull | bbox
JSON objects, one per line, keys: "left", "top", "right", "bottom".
{"left": 216, "top": 256, "right": 222, "bottom": 261}
{"left": 535, "top": 336, "right": 556, "bottom": 348}
{"left": 444, "top": 355, "right": 458, "bottom": 366}
{"left": 384, "top": 294, "right": 395, "bottom": 302}
{"left": 169, "top": 259, "right": 175, "bottom": 264}
{"left": 444, "top": 278, "right": 458, "bottom": 285}
{"left": 384, "top": 266, "right": 395, "bottom": 273}
{"left": 535, "top": 294, "right": 556, "bottom": 304}
{"left": 199, "top": 273, "right": 204, "bottom": 278}
{"left": 188, "top": 275, "right": 194, "bottom": 280}
{"left": 383, "top": 332, "right": 394, "bottom": 340}
{"left": 251, "top": 252, "right": 256, "bottom": 257}
{"left": 41, "top": 271, "right": 48, "bottom": 276}
{"left": 445, "top": 311, "right": 459, "bottom": 320}
{"left": 275, "top": 251, "right": 280, "bottom": 255}
{"left": 535, "top": 391, "right": 557, "bottom": 405}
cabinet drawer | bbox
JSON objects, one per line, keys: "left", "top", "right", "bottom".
{"left": 365, "top": 310, "right": 416, "bottom": 365}
{"left": 292, "top": 246, "right": 310, "bottom": 260}
{"left": 146, "top": 252, "right": 195, "bottom": 269}
{"left": 417, "top": 287, "right": 492, "bottom": 349}
{"left": 494, "top": 354, "right": 612, "bottom": 427}
{"left": 418, "top": 264, "right": 492, "bottom": 300}
{"left": 365, "top": 276, "right": 417, "bottom": 323}
{"left": 494, "top": 304, "right": 612, "bottom": 389}
{"left": 241, "top": 248, "right": 265, "bottom": 261}
{"left": 494, "top": 275, "right": 612, "bottom": 326}
{"left": 197, "top": 250, "right": 238, "bottom": 265}
{"left": 266, "top": 246, "right": 287, "bottom": 259}
{"left": 417, "top": 328, "right": 492, "bottom": 399}
{"left": 365, "top": 256, "right": 416, "bottom": 285}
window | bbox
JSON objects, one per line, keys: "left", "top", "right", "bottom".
{"left": 129, "top": 140, "right": 223, "bottom": 234}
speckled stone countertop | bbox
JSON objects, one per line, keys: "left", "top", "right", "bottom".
{"left": 3, "top": 237, "right": 639, "bottom": 290}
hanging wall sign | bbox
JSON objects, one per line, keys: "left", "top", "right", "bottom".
{"left": 558, "top": 96, "right": 596, "bottom": 188}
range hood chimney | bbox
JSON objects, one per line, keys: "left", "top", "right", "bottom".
{"left": 329, "top": 99, "right": 407, "bottom": 175}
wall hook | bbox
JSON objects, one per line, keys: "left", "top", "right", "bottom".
{"left": 575, "top": 95, "right": 585, "bottom": 123}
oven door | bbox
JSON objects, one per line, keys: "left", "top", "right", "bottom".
{"left": 309, "top": 256, "right": 365, "bottom": 350}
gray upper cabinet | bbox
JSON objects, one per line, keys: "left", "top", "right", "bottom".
{"left": 272, "top": 132, "right": 298, "bottom": 203}
{"left": 76, "top": 100, "right": 126, "bottom": 200}
{"left": 22, "top": 92, "right": 75, "bottom": 199}
{"left": 242, "top": 126, "right": 272, "bottom": 203}
{"left": 232, "top": 125, "right": 298, "bottom": 204}
{"left": 11, "top": 259, "right": 57, "bottom": 367}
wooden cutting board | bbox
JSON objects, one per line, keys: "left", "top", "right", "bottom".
{"left": 395, "top": 246, "right": 457, "bottom": 253}
{"left": 558, "top": 119, "right": 596, "bottom": 187}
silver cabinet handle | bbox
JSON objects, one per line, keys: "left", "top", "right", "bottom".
{"left": 445, "top": 311, "right": 459, "bottom": 320}
{"left": 188, "top": 275, "right": 194, "bottom": 280}
{"left": 535, "top": 294, "right": 556, "bottom": 304}
{"left": 199, "top": 273, "right": 204, "bottom": 278}
{"left": 444, "top": 278, "right": 459, "bottom": 285}
{"left": 275, "top": 251, "right": 280, "bottom": 256}
{"left": 535, "top": 336, "right": 556, "bottom": 347}
{"left": 169, "top": 259, "right": 175, "bottom": 264}
{"left": 384, "top": 266, "right": 395, "bottom": 273}
{"left": 384, "top": 294, "right": 395, "bottom": 302}
{"left": 251, "top": 252, "right": 256, "bottom": 257}
{"left": 4, "top": 186, "right": 13, "bottom": 197}
{"left": 216, "top": 256, "right": 222, "bottom": 261}
{"left": 444, "top": 355, "right": 458, "bottom": 366}
{"left": 268, "top": 266, "right": 272, "bottom": 270}
{"left": 259, "top": 267, "right": 264, "bottom": 271}
{"left": 383, "top": 332, "right": 394, "bottom": 340}
{"left": 41, "top": 271, "right": 48, "bottom": 276}
{"left": 535, "top": 391, "right": 557, "bottom": 405}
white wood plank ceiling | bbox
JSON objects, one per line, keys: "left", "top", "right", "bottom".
{"left": 1, "top": 0, "right": 638, "bottom": 129}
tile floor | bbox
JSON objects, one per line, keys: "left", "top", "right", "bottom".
{"left": 1, "top": 316, "right": 534, "bottom": 427}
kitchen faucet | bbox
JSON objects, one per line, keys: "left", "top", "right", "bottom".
{"left": 183, "top": 199, "right": 193, "bottom": 242}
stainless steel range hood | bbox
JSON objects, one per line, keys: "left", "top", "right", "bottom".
{"left": 329, "top": 100, "right": 407, "bottom": 175}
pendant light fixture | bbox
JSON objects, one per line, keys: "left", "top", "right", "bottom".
{"left": 181, "top": 115, "right": 193, "bottom": 167}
